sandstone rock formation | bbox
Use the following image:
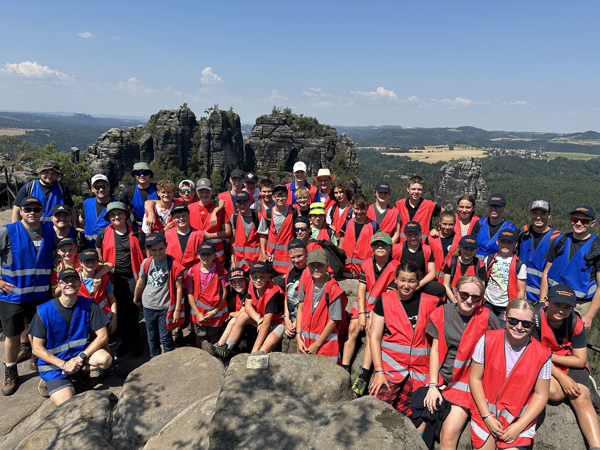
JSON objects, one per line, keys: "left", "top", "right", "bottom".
{"left": 199, "top": 109, "right": 244, "bottom": 178}
{"left": 434, "top": 157, "right": 487, "bottom": 210}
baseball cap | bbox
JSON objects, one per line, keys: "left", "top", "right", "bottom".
{"left": 293, "top": 161, "right": 307, "bottom": 173}
{"left": 244, "top": 172, "right": 258, "bottom": 183}
{"left": 103, "top": 202, "right": 128, "bottom": 221}
{"left": 130, "top": 162, "right": 152, "bottom": 176}
{"left": 91, "top": 174, "right": 109, "bottom": 185}
{"left": 179, "top": 179, "right": 195, "bottom": 189}
{"left": 249, "top": 261, "right": 269, "bottom": 274}
{"left": 307, "top": 249, "right": 328, "bottom": 265}
{"left": 196, "top": 178, "right": 212, "bottom": 190}
{"left": 234, "top": 191, "right": 251, "bottom": 202}
{"left": 287, "top": 239, "right": 307, "bottom": 251}
{"left": 230, "top": 269, "right": 248, "bottom": 280}
{"left": 230, "top": 169, "right": 245, "bottom": 179}
{"left": 459, "top": 235, "right": 478, "bottom": 249}
{"left": 145, "top": 232, "right": 166, "bottom": 246}
{"left": 309, "top": 202, "right": 326, "bottom": 216}
{"left": 58, "top": 268, "right": 79, "bottom": 282}
{"left": 375, "top": 182, "right": 391, "bottom": 193}
{"left": 294, "top": 216, "right": 311, "bottom": 227}
{"left": 497, "top": 228, "right": 518, "bottom": 243}
{"left": 487, "top": 194, "right": 506, "bottom": 206}
{"left": 38, "top": 160, "right": 61, "bottom": 174}
{"left": 20, "top": 196, "right": 43, "bottom": 208}
{"left": 547, "top": 284, "right": 577, "bottom": 308}
{"left": 404, "top": 221, "right": 422, "bottom": 233}
{"left": 57, "top": 237, "right": 76, "bottom": 248}
{"left": 80, "top": 248, "right": 100, "bottom": 262}
{"left": 371, "top": 232, "right": 392, "bottom": 246}
{"left": 273, "top": 184, "right": 288, "bottom": 195}
{"left": 570, "top": 205, "right": 596, "bottom": 220}
{"left": 530, "top": 200, "right": 550, "bottom": 212}
{"left": 198, "top": 242, "right": 215, "bottom": 254}
{"left": 51, "top": 204, "right": 71, "bottom": 216}
{"left": 171, "top": 204, "right": 190, "bottom": 216}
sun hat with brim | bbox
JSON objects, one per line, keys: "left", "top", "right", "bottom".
{"left": 371, "top": 232, "right": 392, "bottom": 246}
{"left": 130, "top": 162, "right": 152, "bottom": 177}
{"left": 547, "top": 284, "right": 577, "bottom": 308}
{"left": 37, "top": 160, "right": 61, "bottom": 175}
{"left": 313, "top": 168, "right": 336, "bottom": 183}
{"left": 309, "top": 202, "right": 326, "bottom": 216}
{"left": 103, "top": 201, "right": 128, "bottom": 221}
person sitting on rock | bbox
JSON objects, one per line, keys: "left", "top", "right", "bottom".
{"left": 142, "top": 180, "right": 175, "bottom": 235}
{"left": 293, "top": 186, "right": 311, "bottom": 218}
{"left": 28, "top": 268, "right": 112, "bottom": 405}
{"left": 80, "top": 174, "right": 118, "bottom": 248}
{"left": 251, "top": 179, "right": 275, "bottom": 214}
{"left": 344, "top": 232, "right": 398, "bottom": 398}
{"left": 119, "top": 162, "right": 159, "bottom": 226}
{"left": 312, "top": 168, "right": 336, "bottom": 212}
{"left": 367, "top": 182, "right": 401, "bottom": 244}
{"left": 286, "top": 161, "right": 317, "bottom": 206}
{"left": 471, "top": 193, "right": 516, "bottom": 261}
{"left": 424, "top": 211, "right": 461, "bottom": 283}
{"left": 442, "top": 235, "right": 486, "bottom": 302}
{"left": 51, "top": 204, "right": 87, "bottom": 256}
{"left": 297, "top": 249, "right": 347, "bottom": 364}
{"left": 530, "top": 284, "right": 600, "bottom": 450}
{"left": 396, "top": 176, "right": 443, "bottom": 243}
{"left": 143, "top": 179, "right": 198, "bottom": 230}
{"left": 328, "top": 179, "right": 353, "bottom": 237}
{"left": 229, "top": 191, "right": 261, "bottom": 272}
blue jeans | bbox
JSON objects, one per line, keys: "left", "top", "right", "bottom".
{"left": 483, "top": 302, "right": 506, "bottom": 328}
{"left": 143, "top": 308, "right": 175, "bottom": 358}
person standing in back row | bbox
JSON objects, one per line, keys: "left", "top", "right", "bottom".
{"left": 396, "top": 176, "right": 442, "bottom": 242}
{"left": 120, "top": 162, "right": 158, "bottom": 226}
{"left": 80, "top": 174, "right": 117, "bottom": 248}
{"left": 286, "top": 162, "right": 317, "bottom": 206}
{"left": 471, "top": 193, "right": 516, "bottom": 260}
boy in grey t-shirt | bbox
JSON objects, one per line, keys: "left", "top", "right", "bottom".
{"left": 133, "top": 233, "right": 184, "bottom": 358}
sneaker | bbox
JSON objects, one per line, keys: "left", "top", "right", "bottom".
{"left": 16, "top": 344, "right": 32, "bottom": 364}
{"left": 38, "top": 379, "right": 49, "bottom": 398}
{"left": 201, "top": 340, "right": 217, "bottom": 356}
{"left": 29, "top": 355, "right": 38, "bottom": 372}
{"left": 213, "top": 345, "right": 231, "bottom": 362}
{"left": 1, "top": 364, "right": 18, "bottom": 396}
{"left": 351, "top": 377, "right": 367, "bottom": 398}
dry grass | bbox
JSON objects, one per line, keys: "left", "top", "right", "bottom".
{"left": 382, "top": 145, "right": 487, "bottom": 162}
{"left": 0, "top": 128, "right": 48, "bottom": 136}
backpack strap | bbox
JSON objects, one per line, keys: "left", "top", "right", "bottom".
{"left": 328, "top": 203, "right": 337, "bottom": 222}
{"left": 515, "top": 257, "right": 525, "bottom": 275}
{"left": 371, "top": 220, "right": 377, "bottom": 234}
{"left": 533, "top": 302, "right": 544, "bottom": 338}
{"left": 450, "top": 255, "right": 458, "bottom": 280}
{"left": 554, "top": 233, "right": 571, "bottom": 258}
{"left": 232, "top": 212, "right": 239, "bottom": 229}
{"left": 251, "top": 210, "right": 259, "bottom": 230}
{"left": 485, "top": 253, "right": 498, "bottom": 277}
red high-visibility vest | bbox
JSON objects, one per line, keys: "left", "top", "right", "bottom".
{"left": 379, "top": 290, "right": 438, "bottom": 391}
{"left": 77, "top": 272, "right": 112, "bottom": 319}
{"left": 141, "top": 256, "right": 186, "bottom": 330}
{"left": 430, "top": 304, "right": 490, "bottom": 408}
{"left": 232, "top": 213, "right": 261, "bottom": 271}
{"left": 188, "top": 201, "right": 226, "bottom": 264}
{"left": 367, "top": 204, "right": 400, "bottom": 238}
{"left": 538, "top": 306, "right": 585, "bottom": 374}
{"left": 265, "top": 207, "right": 295, "bottom": 274}
{"left": 486, "top": 253, "right": 522, "bottom": 301}
{"left": 330, "top": 203, "right": 353, "bottom": 238}
{"left": 249, "top": 281, "right": 284, "bottom": 325}
{"left": 342, "top": 218, "right": 376, "bottom": 279}
{"left": 102, "top": 224, "right": 143, "bottom": 281}
{"left": 190, "top": 262, "right": 228, "bottom": 327}
{"left": 454, "top": 214, "right": 479, "bottom": 236}
{"left": 218, "top": 191, "right": 237, "bottom": 219}
{"left": 164, "top": 227, "right": 204, "bottom": 270}
{"left": 470, "top": 330, "right": 551, "bottom": 449}
{"left": 145, "top": 204, "right": 174, "bottom": 233}
{"left": 397, "top": 198, "right": 436, "bottom": 240}
{"left": 446, "top": 256, "right": 485, "bottom": 288}
{"left": 350, "top": 257, "right": 399, "bottom": 317}
{"left": 299, "top": 277, "right": 347, "bottom": 364}
{"left": 427, "top": 234, "right": 461, "bottom": 282}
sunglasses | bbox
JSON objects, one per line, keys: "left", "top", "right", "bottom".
{"left": 274, "top": 196, "right": 287, "bottom": 200}
{"left": 295, "top": 226, "right": 308, "bottom": 231}
{"left": 457, "top": 291, "right": 483, "bottom": 303}
{"left": 570, "top": 217, "right": 591, "bottom": 226}
{"left": 93, "top": 184, "right": 109, "bottom": 190}
{"left": 180, "top": 188, "right": 194, "bottom": 194}
{"left": 134, "top": 170, "right": 150, "bottom": 177}
{"left": 23, "top": 207, "right": 42, "bottom": 213}
{"left": 506, "top": 317, "right": 534, "bottom": 329}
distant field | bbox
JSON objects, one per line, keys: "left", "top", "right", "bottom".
{"left": 490, "top": 137, "right": 535, "bottom": 142}
{"left": 547, "top": 151, "right": 600, "bottom": 160}
{"left": 382, "top": 145, "right": 487, "bottom": 162}
{"left": 550, "top": 138, "right": 600, "bottom": 146}
{"left": 0, "top": 128, "right": 49, "bottom": 136}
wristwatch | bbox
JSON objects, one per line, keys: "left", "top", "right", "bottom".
{"left": 78, "top": 352, "right": 87, "bottom": 361}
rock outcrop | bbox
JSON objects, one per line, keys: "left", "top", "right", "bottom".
{"left": 245, "top": 114, "right": 358, "bottom": 180}
{"left": 434, "top": 157, "right": 487, "bottom": 210}
{"left": 199, "top": 109, "right": 245, "bottom": 178}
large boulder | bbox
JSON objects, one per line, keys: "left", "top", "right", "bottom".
{"left": 434, "top": 157, "right": 487, "bottom": 210}
{"left": 112, "top": 347, "right": 225, "bottom": 449}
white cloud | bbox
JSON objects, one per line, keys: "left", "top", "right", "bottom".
{"left": 269, "top": 89, "right": 288, "bottom": 101}
{"left": 405, "top": 95, "right": 420, "bottom": 103}
{"left": 165, "top": 86, "right": 182, "bottom": 97}
{"left": 501, "top": 100, "right": 528, "bottom": 106}
{"left": 350, "top": 86, "right": 397, "bottom": 100}
{"left": 200, "top": 67, "right": 223, "bottom": 85}
{"left": 78, "top": 32, "right": 93, "bottom": 38}
{"left": 115, "top": 77, "right": 154, "bottom": 94}
{"left": 313, "top": 101, "right": 333, "bottom": 107}
{"left": 303, "top": 87, "right": 332, "bottom": 98}
{"left": 1, "top": 61, "right": 73, "bottom": 82}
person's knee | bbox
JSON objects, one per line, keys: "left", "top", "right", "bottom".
{"left": 51, "top": 386, "right": 76, "bottom": 406}
{"left": 91, "top": 349, "right": 112, "bottom": 369}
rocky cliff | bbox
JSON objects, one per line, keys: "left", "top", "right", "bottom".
{"left": 198, "top": 109, "right": 245, "bottom": 178}
{"left": 434, "top": 157, "right": 487, "bottom": 210}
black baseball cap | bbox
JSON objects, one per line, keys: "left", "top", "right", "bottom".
{"left": 171, "top": 204, "right": 190, "bottom": 216}
{"left": 51, "top": 204, "right": 71, "bottom": 216}
{"left": 145, "top": 233, "right": 167, "bottom": 246}
{"left": 288, "top": 239, "right": 307, "bottom": 251}
{"left": 273, "top": 184, "right": 288, "bottom": 195}
{"left": 80, "top": 248, "right": 100, "bottom": 262}
{"left": 547, "top": 284, "right": 577, "bottom": 308}
{"left": 497, "top": 228, "right": 518, "bottom": 243}
{"left": 570, "top": 205, "right": 596, "bottom": 220}
{"left": 404, "top": 221, "right": 422, "bottom": 233}
{"left": 230, "top": 269, "right": 248, "bottom": 280}
{"left": 375, "top": 182, "right": 391, "bottom": 193}
{"left": 487, "top": 194, "right": 506, "bottom": 206}
{"left": 459, "top": 235, "right": 478, "bottom": 249}
{"left": 294, "top": 216, "right": 310, "bottom": 227}
{"left": 244, "top": 172, "right": 258, "bottom": 183}
{"left": 57, "top": 237, "right": 76, "bottom": 248}
{"left": 234, "top": 191, "right": 251, "bottom": 202}
{"left": 20, "top": 196, "right": 43, "bottom": 207}
{"left": 249, "top": 261, "right": 269, "bottom": 274}
{"left": 58, "top": 267, "right": 79, "bottom": 282}
{"left": 198, "top": 242, "right": 215, "bottom": 254}
{"left": 230, "top": 169, "right": 245, "bottom": 179}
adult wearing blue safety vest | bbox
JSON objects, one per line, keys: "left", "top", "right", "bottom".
{"left": 517, "top": 200, "right": 562, "bottom": 302}
{"left": 470, "top": 193, "right": 516, "bottom": 260}
{"left": 0, "top": 196, "right": 55, "bottom": 396}
{"left": 80, "top": 174, "right": 117, "bottom": 248}
{"left": 119, "top": 162, "right": 158, "bottom": 226}
{"left": 11, "top": 160, "right": 76, "bottom": 227}
{"left": 28, "top": 268, "right": 112, "bottom": 405}
{"left": 541, "top": 205, "right": 600, "bottom": 331}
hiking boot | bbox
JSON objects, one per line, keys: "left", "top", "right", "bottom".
{"left": 16, "top": 343, "right": 32, "bottom": 364}
{"left": 201, "top": 340, "right": 217, "bottom": 357}
{"left": 2, "top": 364, "right": 18, "bottom": 396}
{"left": 213, "top": 345, "right": 231, "bottom": 362}
{"left": 29, "top": 355, "right": 38, "bottom": 372}
{"left": 38, "top": 379, "right": 49, "bottom": 398}
{"left": 351, "top": 377, "right": 367, "bottom": 398}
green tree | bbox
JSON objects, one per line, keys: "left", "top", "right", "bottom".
{"left": 210, "top": 169, "right": 224, "bottom": 193}
{"left": 149, "top": 151, "right": 187, "bottom": 184}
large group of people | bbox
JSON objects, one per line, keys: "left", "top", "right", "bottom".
{"left": 1, "top": 159, "right": 600, "bottom": 449}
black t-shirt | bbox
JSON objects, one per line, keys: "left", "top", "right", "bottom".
{"left": 120, "top": 185, "right": 154, "bottom": 220}
{"left": 15, "top": 181, "right": 75, "bottom": 208}
{"left": 530, "top": 314, "right": 587, "bottom": 348}
{"left": 287, "top": 265, "right": 304, "bottom": 285}
{"left": 177, "top": 229, "right": 191, "bottom": 255}
{"left": 28, "top": 297, "right": 110, "bottom": 339}
{"left": 530, "top": 229, "right": 549, "bottom": 252}
{"left": 81, "top": 199, "right": 113, "bottom": 220}
{"left": 245, "top": 287, "right": 285, "bottom": 316}
{"left": 359, "top": 257, "right": 394, "bottom": 285}
{"left": 471, "top": 218, "right": 506, "bottom": 240}
{"left": 96, "top": 226, "right": 145, "bottom": 277}
{"left": 440, "top": 234, "right": 456, "bottom": 259}
{"left": 399, "top": 243, "right": 434, "bottom": 274}
{"left": 339, "top": 220, "right": 378, "bottom": 238}
{"left": 442, "top": 257, "right": 487, "bottom": 282}
{"left": 373, "top": 291, "right": 421, "bottom": 329}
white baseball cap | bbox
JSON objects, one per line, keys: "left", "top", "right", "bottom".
{"left": 293, "top": 161, "right": 307, "bottom": 173}
{"left": 179, "top": 179, "right": 195, "bottom": 189}
{"left": 91, "top": 174, "right": 109, "bottom": 185}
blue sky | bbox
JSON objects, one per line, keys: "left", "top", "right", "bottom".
{"left": 1, "top": 1, "right": 599, "bottom": 132}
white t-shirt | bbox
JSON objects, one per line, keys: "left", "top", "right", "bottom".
{"left": 484, "top": 255, "right": 527, "bottom": 307}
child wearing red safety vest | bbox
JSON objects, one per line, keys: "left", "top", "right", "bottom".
{"left": 282, "top": 239, "right": 310, "bottom": 355}
{"left": 296, "top": 249, "right": 347, "bottom": 364}
{"left": 454, "top": 194, "right": 479, "bottom": 237}
{"left": 443, "top": 235, "right": 487, "bottom": 302}
{"left": 142, "top": 179, "right": 199, "bottom": 231}
{"left": 420, "top": 276, "right": 500, "bottom": 449}
{"left": 133, "top": 233, "right": 185, "bottom": 358}
{"left": 531, "top": 284, "right": 600, "bottom": 450}
{"left": 396, "top": 175, "right": 442, "bottom": 242}
{"left": 342, "top": 232, "right": 398, "bottom": 398}
{"left": 142, "top": 180, "right": 175, "bottom": 235}
{"left": 369, "top": 261, "right": 439, "bottom": 421}
{"left": 186, "top": 241, "right": 229, "bottom": 348}
{"left": 245, "top": 261, "right": 285, "bottom": 353}
{"left": 328, "top": 179, "right": 353, "bottom": 237}
{"left": 483, "top": 228, "right": 527, "bottom": 328}
{"left": 425, "top": 211, "right": 461, "bottom": 282}
{"left": 340, "top": 193, "right": 378, "bottom": 279}
{"left": 50, "top": 237, "right": 84, "bottom": 297}
{"left": 164, "top": 204, "right": 204, "bottom": 270}
{"left": 293, "top": 186, "right": 311, "bottom": 219}
{"left": 367, "top": 182, "right": 401, "bottom": 244}
{"left": 229, "top": 191, "right": 261, "bottom": 272}
{"left": 469, "top": 299, "right": 552, "bottom": 449}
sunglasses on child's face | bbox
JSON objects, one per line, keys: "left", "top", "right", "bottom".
{"left": 180, "top": 188, "right": 194, "bottom": 194}
{"left": 506, "top": 317, "right": 534, "bottom": 329}
{"left": 457, "top": 291, "right": 482, "bottom": 303}
{"left": 295, "top": 226, "right": 308, "bottom": 232}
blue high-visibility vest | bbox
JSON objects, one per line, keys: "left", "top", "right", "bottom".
{"left": 475, "top": 217, "right": 516, "bottom": 260}
{"left": 83, "top": 197, "right": 116, "bottom": 247}
{"left": 29, "top": 180, "right": 63, "bottom": 222}
{"left": 132, "top": 183, "right": 158, "bottom": 223}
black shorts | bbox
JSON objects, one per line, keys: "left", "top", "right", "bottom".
{"left": 46, "top": 377, "right": 74, "bottom": 396}
{"left": 567, "top": 367, "right": 592, "bottom": 389}
{"left": 0, "top": 299, "right": 46, "bottom": 338}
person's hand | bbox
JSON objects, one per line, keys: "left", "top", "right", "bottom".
{"left": 424, "top": 387, "right": 443, "bottom": 413}
{"left": 365, "top": 315, "right": 372, "bottom": 335}
{"left": 430, "top": 229, "right": 439, "bottom": 238}
{"left": 307, "top": 342, "right": 320, "bottom": 354}
{"left": 146, "top": 212, "right": 156, "bottom": 228}
{"left": 284, "top": 317, "right": 295, "bottom": 337}
{"left": 259, "top": 252, "right": 269, "bottom": 263}
{"left": 108, "top": 315, "right": 117, "bottom": 335}
{"left": 368, "top": 372, "right": 389, "bottom": 397}
{"left": 498, "top": 423, "right": 525, "bottom": 444}
{"left": 297, "top": 335, "right": 307, "bottom": 354}
{"left": 172, "top": 310, "right": 181, "bottom": 324}
{"left": 195, "top": 311, "right": 206, "bottom": 323}
{"left": 358, "top": 313, "right": 366, "bottom": 331}
{"left": 582, "top": 313, "right": 593, "bottom": 331}
{"left": 483, "top": 416, "right": 504, "bottom": 439}
{"left": 559, "top": 375, "right": 581, "bottom": 398}
{"left": 133, "top": 299, "right": 143, "bottom": 311}
{"left": 63, "top": 358, "right": 83, "bottom": 375}
{"left": 209, "top": 212, "right": 218, "bottom": 228}
{"left": 0, "top": 281, "right": 16, "bottom": 295}
{"left": 164, "top": 221, "right": 175, "bottom": 231}
{"left": 93, "top": 274, "right": 102, "bottom": 289}
{"left": 447, "top": 292, "right": 457, "bottom": 303}
{"left": 76, "top": 227, "right": 85, "bottom": 233}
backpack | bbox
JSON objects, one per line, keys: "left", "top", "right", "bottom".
{"left": 26, "top": 178, "right": 66, "bottom": 197}
{"left": 315, "top": 239, "right": 347, "bottom": 280}
{"left": 533, "top": 302, "right": 576, "bottom": 343}
{"left": 232, "top": 210, "right": 260, "bottom": 231}
{"left": 328, "top": 203, "right": 353, "bottom": 224}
